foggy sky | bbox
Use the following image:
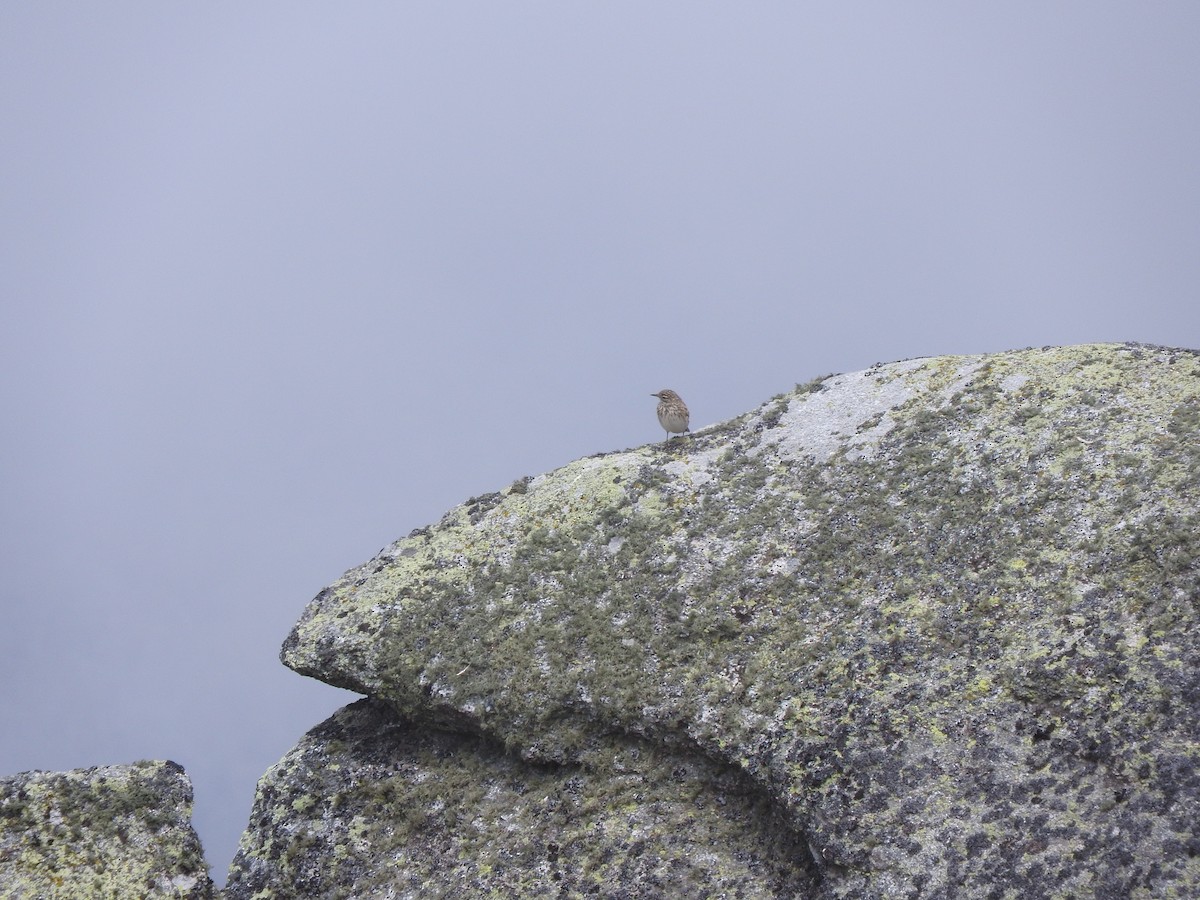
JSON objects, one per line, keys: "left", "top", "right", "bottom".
{"left": 2, "top": 3, "right": 1198, "bottom": 883}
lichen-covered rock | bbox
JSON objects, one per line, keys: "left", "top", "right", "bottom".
{"left": 0, "top": 760, "right": 213, "bottom": 900}
{"left": 276, "top": 343, "right": 1200, "bottom": 897}
{"left": 224, "top": 699, "right": 816, "bottom": 898}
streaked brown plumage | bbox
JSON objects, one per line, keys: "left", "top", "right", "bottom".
{"left": 651, "top": 389, "right": 690, "bottom": 439}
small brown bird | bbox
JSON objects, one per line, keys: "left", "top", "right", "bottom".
{"left": 651, "top": 389, "right": 690, "bottom": 440}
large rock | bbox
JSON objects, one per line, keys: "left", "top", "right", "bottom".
{"left": 0, "top": 760, "right": 213, "bottom": 899}
{"left": 240, "top": 342, "right": 1200, "bottom": 897}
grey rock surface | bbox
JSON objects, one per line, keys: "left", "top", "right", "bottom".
{"left": 225, "top": 698, "right": 814, "bottom": 898}
{"left": 0, "top": 760, "right": 213, "bottom": 900}
{"left": 238, "top": 342, "right": 1200, "bottom": 897}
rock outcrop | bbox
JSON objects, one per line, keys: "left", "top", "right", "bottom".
{"left": 228, "top": 342, "right": 1200, "bottom": 897}
{"left": 0, "top": 760, "right": 213, "bottom": 899}
{"left": 14, "top": 343, "right": 1196, "bottom": 897}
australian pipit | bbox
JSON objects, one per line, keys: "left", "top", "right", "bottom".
{"left": 651, "top": 389, "right": 690, "bottom": 440}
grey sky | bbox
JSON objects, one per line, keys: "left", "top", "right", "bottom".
{"left": 2, "top": 4, "right": 1198, "bottom": 884}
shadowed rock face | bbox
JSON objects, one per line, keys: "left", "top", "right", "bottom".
{"left": 235, "top": 343, "right": 1200, "bottom": 897}
{"left": 225, "top": 699, "right": 816, "bottom": 899}
{"left": 0, "top": 761, "right": 213, "bottom": 900}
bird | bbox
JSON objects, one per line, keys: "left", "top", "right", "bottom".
{"left": 651, "top": 389, "right": 690, "bottom": 440}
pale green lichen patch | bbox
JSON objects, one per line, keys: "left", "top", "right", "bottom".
{"left": 0, "top": 761, "right": 213, "bottom": 900}
{"left": 279, "top": 342, "right": 1200, "bottom": 897}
